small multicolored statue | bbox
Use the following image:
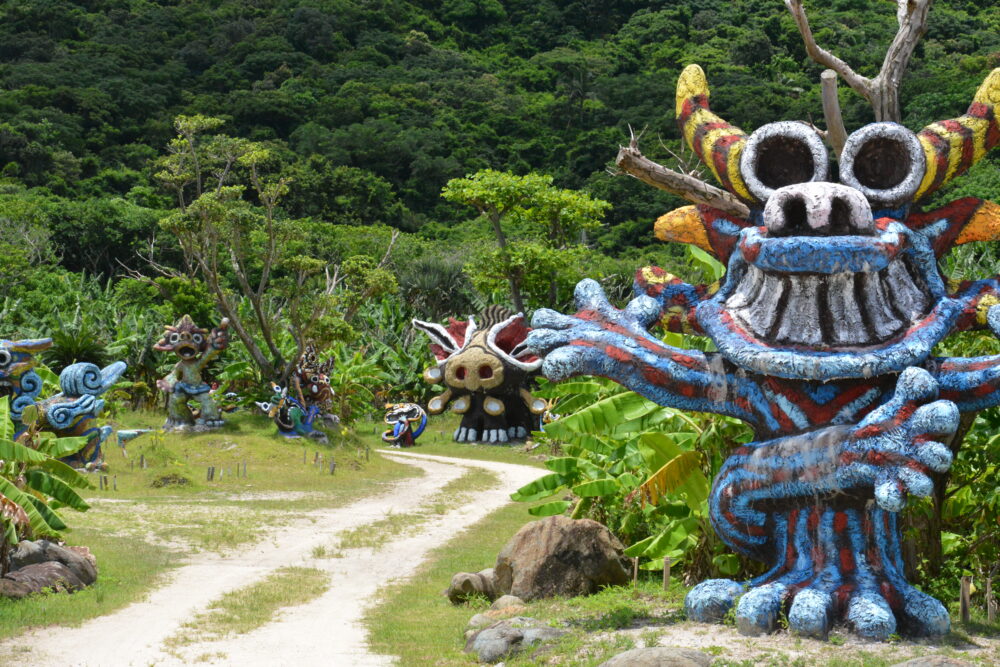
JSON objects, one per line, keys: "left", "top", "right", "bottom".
{"left": 255, "top": 346, "right": 337, "bottom": 442}
{"left": 414, "top": 305, "right": 547, "bottom": 444}
{"left": 527, "top": 65, "right": 1000, "bottom": 639}
{"left": 1, "top": 338, "right": 126, "bottom": 468}
{"left": 154, "top": 315, "right": 229, "bottom": 431}
{"left": 381, "top": 403, "right": 427, "bottom": 447}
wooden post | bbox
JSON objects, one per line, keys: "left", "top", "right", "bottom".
{"left": 113, "top": 475, "right": 117, "bottom": 492}
{"left": 99, "top": 476, "right": 104, "bottom": 491}
{"left": 632, "top": 558, "right": 639, "bottom": 598}
{"left": 102, "top": 475, "right": 109, "bottom": 490}
{"left": 329, "top": 460, "right": 335, "bottom": 475}
{"left": 129, "top": 459, "right": 134, "bottom": 471}
{"left": 140, "top": 454, "right": 146, "bottom": 469}
{"left": 960, "top": 576, "right": 971, "bottom": 624}
{"left": 219, "top": 468, "right": 224, "bottom": 481}
{"left": 987, "top": 576, "right": 995, "bottom": 624}
{"left": 366, "top": 446, "right": 370, "bottom": 462}
{"left": 207, "top": 466, "right": 214, "bottom": 482}
{"left": 663, "top": 557, "right": 671, "bottom": 592}
{"left": 242, "top": 461, "right": 247, "bottom": 478}
{"left": 313, "top": 451, "right": 319, "bottom": 464}
{"left": 303, "top": 449, "right": 307, "bottom": 464}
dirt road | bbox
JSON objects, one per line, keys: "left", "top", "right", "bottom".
{"left": 1, "top": 450, "right": 541, "bottom": 666}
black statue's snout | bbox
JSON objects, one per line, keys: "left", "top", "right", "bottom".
{"left": 763, "top": 182, "right": 874, "bottom": 237}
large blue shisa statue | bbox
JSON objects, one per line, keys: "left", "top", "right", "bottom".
{"left": 1, "top": 338, "right": 125, "bottom": 467}
{"left": 527, "top": 65, "right": 1000, "bottom": 639}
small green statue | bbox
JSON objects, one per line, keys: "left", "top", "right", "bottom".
{"left": 155, "top": 314, "right": 230, "bottom": 431}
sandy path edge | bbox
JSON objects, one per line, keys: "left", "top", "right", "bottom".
{"left": 0, "top": 450, "right": 542, "bottom": 667}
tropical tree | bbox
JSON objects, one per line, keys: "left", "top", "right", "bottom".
{"left": 150, "top": 115, "right": 398, "bottom": 383}
{"left": 441, "top": 169, "right": 610, "bottom": 312}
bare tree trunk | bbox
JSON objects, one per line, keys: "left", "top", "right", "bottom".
{"left": 488, "top": 211, "right": 525, "bottom": 313}
{"left": 820, "top": 70, "right": 848, "bottom": 157}
{"left": 786, "top": 0, "right": 933, "bottom": 123}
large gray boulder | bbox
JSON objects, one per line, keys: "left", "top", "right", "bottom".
{"left": 599, "top": 647, "right": 714, "bottom": 667}
{"left": 37, "top": 540, "right": 98, "bottom": 585}
{"left": 494, "top": 516, "right": 629, "bottom": 601}
{"left": 5, "top": 561, "right": 85, "bottom": 593}
{"left": 464, "top": 617, "right": 567, "bottom": 663}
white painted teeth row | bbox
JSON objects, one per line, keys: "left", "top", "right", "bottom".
{"left": 452, "top": 426, "right": 528, "bottom": 443}
{"left": 726, "top": 260, "right": 928, "bottom": 346}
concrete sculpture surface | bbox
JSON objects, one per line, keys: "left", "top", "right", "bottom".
{"left": 527, "top": 64, "right": 1000, "bottom": 639}
{"left": 381, "top": 403, "right": 427, "bottom": 447}
{"left": 154, "top": 315, "right": 229, "bottom": 431}
{"left": 414, "top": 305, "right": 547, "bottom": 444}
{"left": 1, "top": 338, "right": 125, "bottom": 467}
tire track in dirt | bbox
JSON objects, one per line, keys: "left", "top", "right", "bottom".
{"left": 0, "top": 451, "right": 540, "bottom": 667}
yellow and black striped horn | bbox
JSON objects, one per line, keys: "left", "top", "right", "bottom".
{"left": 676, "top": 64, "right": 753, "bottom": 203}
{"left": 915, "top": 68, "right": 1000, "bottom": 202}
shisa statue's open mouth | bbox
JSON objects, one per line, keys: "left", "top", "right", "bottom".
{"left": 644, "top": 117, "right": 997, "bottom": 381}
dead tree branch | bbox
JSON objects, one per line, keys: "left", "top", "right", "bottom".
{"left": 786, "top": 0, "right": 933, "bottom": 122}
{"left": 615, "top": 138, "right": 750, "bottom": 218}
{"left": 820, "top": 69, "right": 849, "bottom": 157}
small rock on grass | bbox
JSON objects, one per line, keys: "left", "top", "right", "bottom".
{"left": 464, "top": 617, "right": 567, "bottom": 664}
{"left": 490, "top": 595, "right": 524, "bottom": 610}
{"left": 598, "top": 647, "right": 714, "bottom": 667}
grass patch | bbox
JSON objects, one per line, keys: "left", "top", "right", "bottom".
{"left": 365, "top": 499, "right": 544, "bottom": 666}
{"left": 0, "top": 410, "right": 418, "bottom": 642}
{"left": 0, "top": 526, "right": 175, "bottom": 642}
{"left": 164, "top": 566, "right": 329, "bottom": 650}
{"left": 330, "top": 468, "right": 502, "bottom": 553}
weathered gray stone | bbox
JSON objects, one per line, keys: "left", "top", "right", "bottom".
{"left": 446, "top": 568, "right": 498, "bottom": 604}
{"left": 4, "top": 561, "right": 85, "bottom": 593}
{"left": 890, "top": 658, "right": 973, "bottom": 667}
{"left": 494, "top": 516, "right": 629, "bottom": 601}
{"left": 468, "top": 613, "right": 493, "bottom": 629}
{"left": 38, "top": 540, "right": 98, "bottom": 585}
{"left": 9, "top": 540, "right": 46, "bottom": 569}
{"left": 0, "top": 578, "right": 33, "bottom": 599}
{"left": 464, "top": 617, "right": 567, "bottom": 664}
{"left": 598, "top": 647, "right": 714, "bottom": 667}
{"left": 490, "top": 594, "right": 525, "bottom": 610}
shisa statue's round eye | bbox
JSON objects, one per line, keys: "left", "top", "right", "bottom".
{"left": 169, "top": 332, "right": 180, "bottom": 343}
{"left": 740, "top": 121, "right": 829, "bottom": 203}
{"left": 839, "top": 123, "right": 925, "bottom": 208}
{"left": 0, "top": 350, "right": 11, "bottom": 367}
{"left": 192, "top": 334, "right": 203, "bottom": 344}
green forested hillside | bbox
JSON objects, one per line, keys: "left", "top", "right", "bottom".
{"left": 2, "top": 0, "right": 999, "bottom": 276}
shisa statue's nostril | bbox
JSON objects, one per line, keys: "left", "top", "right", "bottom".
{"left": 781, "top": 197, "right": 808, "bottom": 233}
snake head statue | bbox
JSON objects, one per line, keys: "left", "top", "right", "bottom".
{"left": 414, "top": 305, "right": 547, "bottom": 444}
{"left": 527, "top": 64, "right": 1000, "bottom": 639}
{"left": 382, "top": 402, "right": 428, "bottom": 447}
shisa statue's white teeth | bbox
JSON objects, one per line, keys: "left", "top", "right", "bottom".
{"left": 827, "top": 273, "right": 869, "bottom": 346}
{"left": 725, "top": 259, "right": 929, "bottom": 348}
{"left": 885, "top": 260, "right": 928, "bottom": 320}
{"left": 774, "top": 275, "right": 823, "bottom": 346}
{"left": 860, "top": 272, "right": 902, "bottom": 340}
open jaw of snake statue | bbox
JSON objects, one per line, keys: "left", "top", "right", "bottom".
{"left": 527, "top": 64, "right": 1000, "bottom": 640}
{"left": 414, "top": 305, "right": 547, "bottom": 444}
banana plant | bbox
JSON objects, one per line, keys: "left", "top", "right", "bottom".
{"left": 0, "top": 398, "right": 92, "bottom": 573}
{"left": 511, "top": 375, "right": 753, "bottom": 578}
